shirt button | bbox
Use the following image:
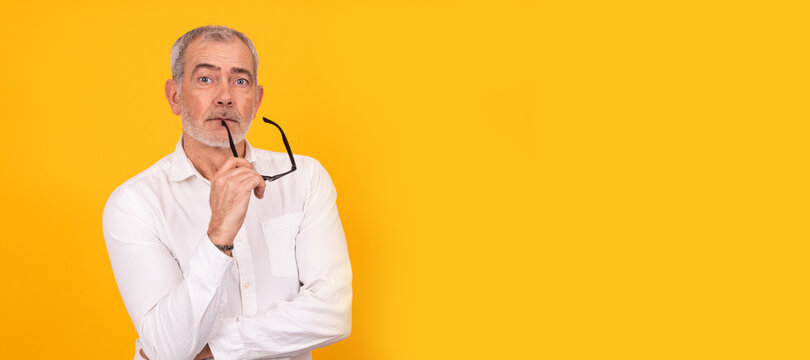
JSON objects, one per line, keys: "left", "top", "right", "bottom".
{"left": 236, "top": 236, "right": 242, "bottom": 242}
{"left": 243, "top": 281, "right": 251, "bottom": 289}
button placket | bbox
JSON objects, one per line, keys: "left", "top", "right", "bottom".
{"left": 233, "top": 227, "right": 258, "bottom": 316}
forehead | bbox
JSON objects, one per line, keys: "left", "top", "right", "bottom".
{"left": 183, "top": 37, "right": 254, "bottom": 74}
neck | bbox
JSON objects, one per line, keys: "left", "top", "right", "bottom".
{"left": 182, "top": 132, "right": 246, "bottom": 180}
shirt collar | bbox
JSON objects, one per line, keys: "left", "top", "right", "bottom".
{"left": 169, "top": 134, "right": 258, "bottom": 182}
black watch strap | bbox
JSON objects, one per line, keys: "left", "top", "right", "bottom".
{"left": 214, "top": 243, "right": 235, "bottom": 252}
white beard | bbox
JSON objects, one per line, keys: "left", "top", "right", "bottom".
{"left": 179, "top": 100, "right": 253, "bottom": 148}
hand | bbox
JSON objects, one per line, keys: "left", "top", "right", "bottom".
{"left": 207, "top": 157, "right": 266, "bottom": 247}
{"left": 193, "top": 344, "right": 214, "bottom": 360}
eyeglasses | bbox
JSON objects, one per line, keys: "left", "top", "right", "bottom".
{"left": 220, "top": 117, "right": 297, "bottom": 182}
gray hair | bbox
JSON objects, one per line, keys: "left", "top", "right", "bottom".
{"left": 170, "top": 25, "right": 259, "bottom": 89}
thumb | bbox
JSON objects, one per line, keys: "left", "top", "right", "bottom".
{"left": 254, "top": 179, "right": 267, "bottom": 199}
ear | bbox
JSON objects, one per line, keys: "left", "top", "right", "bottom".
{"left": 255, "top": 84, "right": 264, "bottom": 114}
{"left": 165, "top": 79, "right": 181, "bottom": 115}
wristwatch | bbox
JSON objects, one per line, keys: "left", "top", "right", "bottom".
{"left": 214, "top": 243, "right": 234, "bottom": 253}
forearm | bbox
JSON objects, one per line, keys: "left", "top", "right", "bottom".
{"left": 139, "top": 277, "right": 226, "bottom": 359}
{"left": 130, "top": 238, "right": 234, "bottom": 360}
{"left": 208, "top": 280, "right": 352, "bottom": 360}
{"left": 209, "top": 215, "right": 353, "bottom": 359}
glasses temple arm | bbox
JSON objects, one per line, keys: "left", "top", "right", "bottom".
{"left": 263, "top": 117, "right": 297, "bottom": 171}
{"left": 221, "top": 120, "right": 239, "bottom": 157}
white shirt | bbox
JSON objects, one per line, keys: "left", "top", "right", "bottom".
{"left": 103, "top": 137, "right": 353, "bottom": 360}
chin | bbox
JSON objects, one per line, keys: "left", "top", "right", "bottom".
{"left": 204, "top": 141, "right": 232, "bottom": 148}
{"left": 183, "top": 131, "right": 231, "bottom": 148}
{"left": 183, "top": 121, "right": 244, "bottom": 147}
{"left": 199, "top": 135, "right": 235, "bottom": 148}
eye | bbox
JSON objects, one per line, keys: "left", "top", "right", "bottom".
{"left": 235, "top": 78, "right": 248, "bottom": 85}
{"left": 199, "top": 76, "right": 212, "bottom": 84}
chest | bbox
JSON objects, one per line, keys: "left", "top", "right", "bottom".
{"left": 154, "top": 177, "right": 308, "bottom": 313}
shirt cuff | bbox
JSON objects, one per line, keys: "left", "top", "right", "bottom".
{"left": 187, "top": 233, "right": 234, "bottom": 289}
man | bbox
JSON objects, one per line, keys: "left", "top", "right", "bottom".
{"left": 103, "top": 25, "right": 352, "bottom": 360}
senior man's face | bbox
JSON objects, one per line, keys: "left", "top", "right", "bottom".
{"left": 167, "top": 38, "right": 263, "bottom": 148}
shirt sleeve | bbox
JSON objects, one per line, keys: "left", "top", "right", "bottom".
{"left": 208, "top": 159, "right": 353, "bottom": 360}
{"left": 103, "top": 185, "right": 234, "bottom": 360}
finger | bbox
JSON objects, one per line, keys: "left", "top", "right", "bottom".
{"left": 212, "top": 167, "right": 249, "bottom": 191}
{"left": 254, "top": 175, "right": 267, "bottom": 199}
{"left": 232, "top": 171, "right": 265, "bottom": 199}
{"left": 213, "top": 157, "right": 253, "bottom": 178}
{"left": 233, "top": 157, "right": 254, "bottom": 169}
{"left": 212, "top": 164, "right": 263, "bottom": 200}
{"left": 216, "top": 166, "right": 258, "bottom": 186}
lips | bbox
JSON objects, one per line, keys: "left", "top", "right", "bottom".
{"left": 210, "top": 118, "right": 237, "bottom": 122}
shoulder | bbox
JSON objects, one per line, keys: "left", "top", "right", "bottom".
{"left": 249, "top": 148, "right": 337, "bottom": 203}
{"left": 103, "top": 153, "right": 176, "bottom": 221}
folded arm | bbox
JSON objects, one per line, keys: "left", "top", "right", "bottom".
{"left": 208, "top": 159, "right": 353, "bottom": 360}
{"left": 103, "top": 186, "right": 233, "bottom": 360}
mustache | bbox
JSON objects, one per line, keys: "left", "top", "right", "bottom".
{"left": 206, "top": 110, "right": 242, "bottom": 121}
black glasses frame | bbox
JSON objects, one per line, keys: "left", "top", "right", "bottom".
{"left": 221, "top": 117, "right": 297, "bottom": 182}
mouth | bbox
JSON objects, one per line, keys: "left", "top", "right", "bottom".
{"left": 210, "top": 117, "right": 238, "bottom": 123}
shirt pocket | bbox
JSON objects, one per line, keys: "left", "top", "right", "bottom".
{"left": 260, "top": 212, "right": 304, "bottom": 278}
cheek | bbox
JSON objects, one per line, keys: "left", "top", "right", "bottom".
{"left": 185, "top": 93, "right": 212, "bottom": 114}
{"left": 240, "top": 96, "right": 259, "bottom": 114}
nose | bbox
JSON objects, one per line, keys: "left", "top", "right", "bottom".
{"left": 215, "top": 83, "right": 233, "bottom": 107}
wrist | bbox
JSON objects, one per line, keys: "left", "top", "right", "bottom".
{"left": 207, "top": 230, "right": 234, "bottom": 257}
{"left": 213, "top": 243, "right": 234, "bottom": 257}
{"left": 207, "top": 228, "right": 234, "bottom": 246}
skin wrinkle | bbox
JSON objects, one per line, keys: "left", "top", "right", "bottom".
{"left": 191, "top": 63, "right": 254, "bottom": 80}
{"left": 171, "top": 27, "right": 259, "bottom": 93}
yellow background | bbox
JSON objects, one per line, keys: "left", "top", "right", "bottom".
{"left": 0, "top": 0, "right": 807, "bottom": 359}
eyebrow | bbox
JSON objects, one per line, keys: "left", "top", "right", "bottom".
{"left": 191, "top": 63, "right": 218, "bottom": 75}
{"left": 191, "top": 63, "right": 254, "bottom": 79}
{"left": 231, "top": 67, "right": 254, "bottom": 79}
